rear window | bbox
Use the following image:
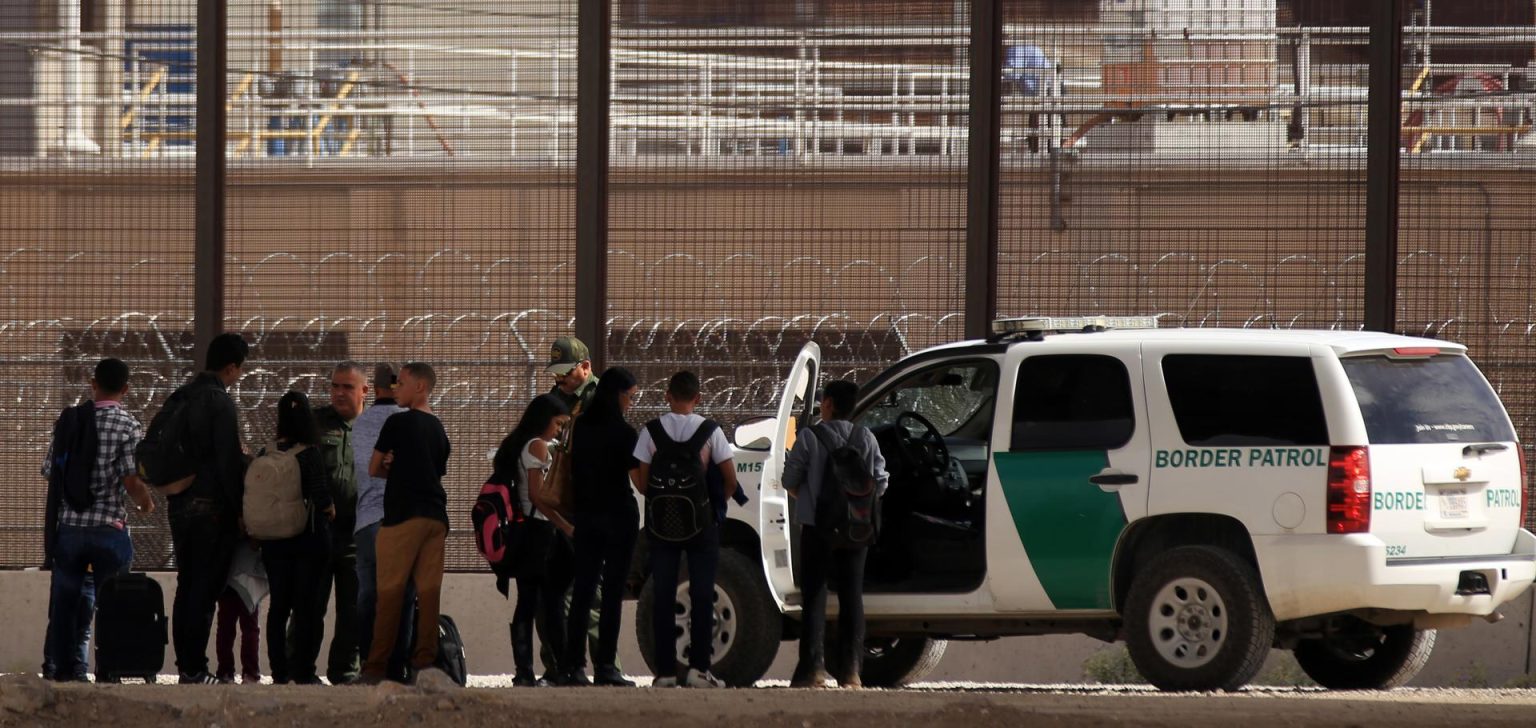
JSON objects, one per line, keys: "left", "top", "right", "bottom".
{"left": 1163, "top": 355, "right": 1329, "bottom": 446}
{"left": 1342, "top": 355, "right": 1515, "bottom": 444}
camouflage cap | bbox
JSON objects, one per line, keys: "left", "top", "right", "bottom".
{"left": 546, "top": 336, "right": 591, "bottom": 375}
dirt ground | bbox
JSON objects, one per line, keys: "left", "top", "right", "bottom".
{"left": 5, "top": 675, "right": 1536, "bottom": 728}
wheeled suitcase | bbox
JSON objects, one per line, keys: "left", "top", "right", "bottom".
{"left": 94, "top": 572, "right": 168, "bottom": 683}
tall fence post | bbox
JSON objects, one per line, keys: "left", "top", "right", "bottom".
{"left": 966, "top": 0, "right": 1003, "bottom": 340}
{"left": 1364, "top": 0, "right": 1403, "bottom": 333}
{"left": 575, "top": 0, "right": 611, "bottom": 368}
{"left": 194, "top": 0, "right": 228, "bottom": 359}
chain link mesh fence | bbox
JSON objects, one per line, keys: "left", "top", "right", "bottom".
{"left": 2, "top": 0, "right": 1534, "bottom": 570}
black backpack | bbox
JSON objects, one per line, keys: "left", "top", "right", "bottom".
{"left": 644, "top": 419, "right": 718, "bottom": 543}
{"left": 49, "top": 401, "right": 99, "bottom": 513}
{"left": 809, "top": 424, "right": 880, "bottom": 548}
{"left": 134, "top": 389, "right": 195, "bottom": 488}
{"left": 435, "top": 614, "right": 468, "bottom": 687}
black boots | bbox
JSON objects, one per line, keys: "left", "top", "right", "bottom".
{"left": 511, "top": 622, "right": 539, "bottom": 687}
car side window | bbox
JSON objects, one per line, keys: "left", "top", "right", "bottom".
{"left": 1010, "top": 355, "right": 1135, "bottom": 451}
{"left": 1162, "top": 354, "right": 1328, "bottom": 446}
{"left": 859, "top": 360, "right": 999, "bottom": 438}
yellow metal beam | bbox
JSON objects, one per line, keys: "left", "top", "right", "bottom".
{"left": 119, "top": 66, "right": 168, "bottom": 131}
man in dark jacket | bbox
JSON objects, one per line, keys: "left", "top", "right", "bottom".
{"left": 304, "top": 361, "right": 367, "bottom": 684}
{"left": 166, "top": 332, "right": 250, "bottom": 684}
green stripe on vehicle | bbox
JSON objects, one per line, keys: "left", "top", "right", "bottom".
{"left": 994, "top": 451, "right": 1127, "bottom": 610}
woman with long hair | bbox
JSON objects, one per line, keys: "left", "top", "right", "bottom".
{"left": 559, "top": 367, "right": 641, "bottom": 687}
{"left": 257, "top": 391, "right": 336, "bottom": 685}
{"left": 493, "top": 394, "right": 572, "bottom": 686}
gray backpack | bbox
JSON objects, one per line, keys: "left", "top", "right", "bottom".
{"left": 243, "top": 443, "right": 309, "bottom": 540}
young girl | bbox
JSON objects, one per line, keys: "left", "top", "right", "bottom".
{"left": 493, "top": 394, "right": 572, "bottom": 687}
{"left": 258, "top": 391, "right": 336, "bottom": 685}
{"left": 215, "top": 541, "right": 267, "bottom": 684}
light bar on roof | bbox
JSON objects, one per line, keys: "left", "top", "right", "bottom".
{"left": 991, "top": 315, "right": 1161, "bottom": 336}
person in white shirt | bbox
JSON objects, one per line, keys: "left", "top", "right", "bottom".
{"left": 493, "top": 394, "right": 572, "bottom": 687}
{"left": 633, "top": 371, "right": 737, "bottom": 689}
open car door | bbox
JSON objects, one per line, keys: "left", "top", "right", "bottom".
{"left": 759, "top": 341, "right": 820, "bottom": 612}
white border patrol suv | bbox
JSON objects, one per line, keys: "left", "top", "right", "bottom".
{"left": 635, "top": 316, "right": 1536, "bottom": 692}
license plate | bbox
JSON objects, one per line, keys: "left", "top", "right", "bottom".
{"left": 1440, "top": 488, "right": 1469, "bottom": 520}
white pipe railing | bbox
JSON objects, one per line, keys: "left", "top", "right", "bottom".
{"left": 5, "top": 23, "right": 1535, "bottom": 161}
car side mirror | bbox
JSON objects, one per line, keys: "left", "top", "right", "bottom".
{"left": 734, "top": 418, "right": 774, "bottom": 451}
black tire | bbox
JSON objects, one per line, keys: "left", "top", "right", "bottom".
{"left": 1294, "top": 622, "right": 1435, "bottom": 690}
{"left": 636, "top": 548, "right": 782, "bottom": 687}
{"left": 856, "top": 637, "right": 948, "bottom": 688}
{"left": 1124, "top": 545, "right": 1275, "bottom": 692}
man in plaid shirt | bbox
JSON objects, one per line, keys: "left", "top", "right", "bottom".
{"left": 41, "top": 358, "right": 154, "bottom": 681}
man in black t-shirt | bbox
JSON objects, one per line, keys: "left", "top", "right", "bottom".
{"left": 358, "top": 362, "right": 452, "bottom": 685}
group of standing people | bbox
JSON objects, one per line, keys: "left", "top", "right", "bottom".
{"left": 492, "top": 337, "right": 643, "bottom": 686}
{"left": 41, "top": 331, "right": 891, "bottom": 690}
{"left": 495, "top": 337, "right": 889, "bottom": 690}
{"left": 41, "top": 334, "right": 454, "bottom": 686}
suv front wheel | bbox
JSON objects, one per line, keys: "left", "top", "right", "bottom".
{"left": 1124, "top": 545, "right": 1275, "bottom": 692}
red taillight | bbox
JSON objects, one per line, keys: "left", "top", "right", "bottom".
{"left": 1391, "top": 347, "right": 1441, "bottom": 358}
{"left": 1327, "top": 446, "right": 1372, "bottom": 534}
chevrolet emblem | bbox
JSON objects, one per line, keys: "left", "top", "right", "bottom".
{"left": 1453, "top": 467, "right": 1472, "bottom": 482}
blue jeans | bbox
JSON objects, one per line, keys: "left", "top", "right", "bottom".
{"left": 355, "top": 521, "right": 414, "bottom": 680}
{"left": 48, "top": 525, "right": 133, "bottom": 678}
{"left": 42, "top": 574, "right": 95, "bottom": 679}
{"left": 650, "top": 522, "right": 719, "bottom": 676}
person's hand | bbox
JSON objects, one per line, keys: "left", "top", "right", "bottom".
{"left": 136, "top": 498, "right": 156, "bottom": 515}
{"left": 381, "top": 451, "right": 394, "bottom": 472}
{"left": 324, "top": 504, "right": 337, "bottom": 521}
{"left": 557, "top": 521, "right": 575, "bottom": 538}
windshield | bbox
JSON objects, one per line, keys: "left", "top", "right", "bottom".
{"left": 1342, "top": 354, "right": 1516, "bottom": 445}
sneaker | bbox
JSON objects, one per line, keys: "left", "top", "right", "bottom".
{"left": 837, "top": 675, "right": 863, "bottom": 690}
{"left": 558, "top": 669, "right": 592, "bottom": 687}
{"left": 652, "top": 675, "right": 680, "bottom": 688}
{"left": 178, "top": 672, "right": 220, "bottom": 685}
{"left": 682, "top": 669, "right": 724, "bottom": 689}
{"left": 512, "top": 671, "right": 538, "bottom": 688}
{"left": 215, "top": 674, "right": 236, "bottom": 685}
{"left": 241, "top": 673, "right": 262, "bottom": 685}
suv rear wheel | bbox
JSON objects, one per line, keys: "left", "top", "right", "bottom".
{"left": 827, "top": 637, "right": 948, "bottom": 688}
{"left": 1293, "top": 621, "right": 1435, "bottom": 690}
{"left": 1124, "top": 545, "right": 1274, "bottom": 692}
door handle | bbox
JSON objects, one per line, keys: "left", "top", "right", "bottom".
{"left": 1088, "top": 471, "right": 1139, "bottom": 487}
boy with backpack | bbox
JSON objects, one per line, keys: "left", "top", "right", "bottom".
{"left": 41, "top": 357, "right": 155, "bottom": 681}
{"left": 633, "top": 371, "right": 738, "bottom": 688}
{"left": 782, "top": 380, "right": 888, "bottom": 689}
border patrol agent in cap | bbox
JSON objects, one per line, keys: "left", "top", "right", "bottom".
{"left": 547, "top": 337, "right": 598, "bottom": 413}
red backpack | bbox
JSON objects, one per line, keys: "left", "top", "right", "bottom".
{"left": 471, "top": 475, "right": 526, "bottom": 578}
